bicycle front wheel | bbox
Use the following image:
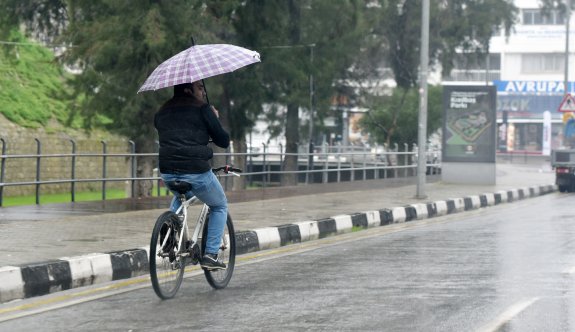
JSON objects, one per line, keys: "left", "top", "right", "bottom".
{"left": 149, "top": 211, "right": 185, "bottom": 299}
{"left": 201, "top": 213, "right": 236, "bottom": 289}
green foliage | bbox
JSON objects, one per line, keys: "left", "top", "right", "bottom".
{"left": 1, "top": 185, "right": 170, "bottom": 207}
{"left": 360, "top": 0, "right": 517, "bottom": 88}
{"left": 352, "top": 0, "right": 515, "bottom": 152}
{"left": 233, "top": 0, "right": 368, "bottom": 140}
{"left": 435, "top": 0, "right": 518, "bottom": 75}
{"left": 540, "top": 0, "right": 570, "bottom": 9}
{"left": 0, "top": 0, "right": 517, "bottom": 154}
{"left": 0, "top": 30, "right": 80, "bottom": 128}
{"left": 360, "top": 86, "right": 443, "bottom": 147}
{"left": 3, "top": 1, "right": 227, "bottom": 149}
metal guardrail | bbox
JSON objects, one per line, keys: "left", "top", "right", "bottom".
{"left": 0, "top": 139, "right": 441, "bottom": 206}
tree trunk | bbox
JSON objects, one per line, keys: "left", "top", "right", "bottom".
{"left": 232, "top": 139, "right": 247, "bottom": 191}
{"left": 385, "top": 88, "right": 409, "bottom": 167}
{"left": 281, "top": 103, "right": 299, "bottom": 186}
{"left": 280, "top": 0, "right": 302, "bottom": 187}
{"left": 134, "top": 136, "right": 156, "bottom": 198}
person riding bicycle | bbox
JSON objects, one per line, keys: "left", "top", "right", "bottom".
{"left": 154, "top": 81, "right": 230, "bottom": 270}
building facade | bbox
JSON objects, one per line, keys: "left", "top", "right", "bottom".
{"left": 445, "top": 0, "right": 571, "bottom": 154}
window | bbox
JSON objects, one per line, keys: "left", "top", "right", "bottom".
{"left": 453, "top": 53, "right": 501, "bottom": 70}
{"left": 445, "top": 53, "right": 501, "bottom": 81}
{"left": 523, "top": 9, "right": 566, "bottom": 25}
{"left": 521, "top": 54, "right": 565, "bottom": 74}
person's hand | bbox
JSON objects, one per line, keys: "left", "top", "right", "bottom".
{"left": 211, "top": 106, "right": 220, "bottom": 118}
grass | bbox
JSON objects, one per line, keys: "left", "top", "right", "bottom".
{"left": 0, "top": 30, "right": 81, "bottom": 129}
{"left": 351, "top": 225, "right": 365, "bottom": 232}
{"left": 1, "top": 185, "right": 170, "bottom": 207}
{"left": 2, "top": 189, "right": 127, "bottom": 207}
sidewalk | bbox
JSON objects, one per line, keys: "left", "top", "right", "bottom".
{"left": 0, "top": 162, "right": 557, "bottom": 302}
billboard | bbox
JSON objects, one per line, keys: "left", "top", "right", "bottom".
{"left": 442, "top": 86, "right": 497, "bottom": 163}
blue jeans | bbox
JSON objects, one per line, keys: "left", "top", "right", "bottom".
{"left": 161, "top": 171, "right": 228, "bottom": 255}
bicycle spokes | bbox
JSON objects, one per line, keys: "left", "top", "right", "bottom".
{"left": 150, "top": 211, "right": 186, "bottom": 299}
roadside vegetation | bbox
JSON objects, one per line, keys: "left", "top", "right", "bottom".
{"left": 2, "top": 189, "right": 127, "bottom": 207}
{"left": 0, "top": 30, "right": 111, "bottom": 130}
{"left": 0, "top": 0, "right": 518, "bottom": 199}
{"left": 0, "top": 30, "right": 82, "bottom": 129}
{"left": 2, "top": 186, "right": 171, "bottom": 207}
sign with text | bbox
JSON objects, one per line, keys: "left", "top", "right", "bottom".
{"left": 494, "top": 80, "right": 573, "bottom": 94}
{"left": 442, "top": 86, "right": 497, "bottom": 163}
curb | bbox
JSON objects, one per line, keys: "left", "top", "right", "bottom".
{"left": 0, "top": 184, "right": 557, "bottom": 303}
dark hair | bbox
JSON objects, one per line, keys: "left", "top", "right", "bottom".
{"left": 174, "top": 83, "right": 194, "bottom": 96}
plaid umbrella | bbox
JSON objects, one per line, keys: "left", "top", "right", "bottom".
{"left": 138, "top": 44, "right": 261, "bottom": 93}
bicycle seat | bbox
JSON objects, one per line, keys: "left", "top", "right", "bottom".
{"left": 165, "top": 180, "right": 193, "bottom": 195}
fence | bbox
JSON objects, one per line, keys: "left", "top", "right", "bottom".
{"left": 0, "top": 138, "right": 441, "bottom": 206}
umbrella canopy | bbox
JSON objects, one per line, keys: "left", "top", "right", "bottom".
{"left": 138, "top": 44, "right": 260, "bottom": 93}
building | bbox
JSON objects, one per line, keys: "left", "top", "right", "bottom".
{"left": 444, "top": 0, "right": 571, "bottom": 154}
{"left": 249, "top": 0, "right": 573, "bottom": 153}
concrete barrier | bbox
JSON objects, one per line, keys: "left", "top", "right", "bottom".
{"left": 0, "top": 184, "right": 557, "bottom": 303}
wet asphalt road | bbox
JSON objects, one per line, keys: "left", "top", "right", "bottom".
{"left": 1, "top": 192, "right": 574, "bottom": 331}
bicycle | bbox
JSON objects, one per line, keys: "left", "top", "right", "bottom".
{"left": 149, "top": 165, "right": 242, "bottom": 299}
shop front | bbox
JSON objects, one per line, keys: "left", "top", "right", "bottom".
{"left": 494, "top": 80, "right": 565, "bottom": 154}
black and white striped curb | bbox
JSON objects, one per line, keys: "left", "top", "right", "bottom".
{"left": 0, "top": 184, "right": 556, "bottom": 303}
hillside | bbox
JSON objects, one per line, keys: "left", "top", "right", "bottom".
{"left": 0, "top": 30, "right": 81, "bottom": 130}
{"left": 0, "top": 30, "right": 122, "bottom": 142}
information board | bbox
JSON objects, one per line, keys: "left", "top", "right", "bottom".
{"left": 442, "top": 86, "right": 497, "bottom": 163}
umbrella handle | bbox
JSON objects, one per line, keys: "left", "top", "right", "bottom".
{"left": 201, "top": 79, "right": 210, "bottom": 105}
{"left": 191, "top": 36, "right": 211, "bottom": 105}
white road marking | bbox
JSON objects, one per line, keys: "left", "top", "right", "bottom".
{"left": 477, "top": 297, "right": 539, "bottom": 332}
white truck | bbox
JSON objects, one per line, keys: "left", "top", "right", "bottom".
{"left": 551, "top": 149, "right": 575, "bottom": 192}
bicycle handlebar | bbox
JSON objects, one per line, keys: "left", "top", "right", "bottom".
{"left": 212, "top": 165, "right": 243, "bottom": 175}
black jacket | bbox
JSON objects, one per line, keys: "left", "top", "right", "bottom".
{"left": 154, "top": 96, "right": 230, "bottom": 174}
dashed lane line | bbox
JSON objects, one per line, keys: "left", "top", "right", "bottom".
{"left": 476, "top": 297, "right": 540, "bottom": 332}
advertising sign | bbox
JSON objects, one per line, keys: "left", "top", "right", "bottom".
{"left": 493, "top": 80, "right": 573, "bottom": 94}
{"left": 442, "top": 86, "right": 497, "bottom": 163}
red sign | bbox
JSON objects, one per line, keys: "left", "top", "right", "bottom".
{"left": 558, "top": 94, "right": 575, "bottom": 112}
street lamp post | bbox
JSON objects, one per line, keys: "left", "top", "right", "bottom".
{"left": 564, "top": 0, "right": 572, "bottom": 148}
{"left": 307, "top": 44, "right": 316, "bottom": 184}
{"left": 416, "top": 0, "right": 430, "bottom": 199}
{"left": 565, "top": 0, "right": 571, "bottom": 97}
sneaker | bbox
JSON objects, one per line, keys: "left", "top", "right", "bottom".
{"left": 201, "top": 253, "right": 226, "bottom": 270}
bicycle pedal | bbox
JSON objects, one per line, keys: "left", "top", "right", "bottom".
{"left": 202, "top": 266, "right": 225, "bottom": 271}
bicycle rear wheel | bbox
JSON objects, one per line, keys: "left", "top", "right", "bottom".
{"left": 149, "top": 211, "right": 185, "bottom": 299}
{"left": 201, "top": 213, "right": 236, "bottom": 289}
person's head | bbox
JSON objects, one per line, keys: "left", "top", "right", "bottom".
{"left": 173, "top": 81, "right": 205, "bottom": 103}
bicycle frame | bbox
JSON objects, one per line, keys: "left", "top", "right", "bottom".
{"left": 158, "top": 166, "right": 240, "bottom": 263}
{"left": 150, "top": 165, "right": 241, "bottom": 298}
{"left": 158, "top": 195, "right": 207, "bottom": 260}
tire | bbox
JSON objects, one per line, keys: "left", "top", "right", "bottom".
{"left": 149, "top": 211, "right": 185, "bottom": 299}
{"left": 201, "top": 213, "right": 236, "bottom": 289}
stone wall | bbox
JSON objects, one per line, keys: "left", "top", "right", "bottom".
{"left": 1, "top": 115, "right": 136, "bottom": 197}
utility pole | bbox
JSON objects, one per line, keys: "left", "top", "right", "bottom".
{"left": 307, "top": 44, "right": 315, "bottom": 184}
{"left": 565, "top": 0, "right": 571, "bottom": 97}
{"left": 564, "top": 0, "right": 571, "bottom": 148}
{"left": 416, "top": 0, "right": 430, "bottom": 199}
